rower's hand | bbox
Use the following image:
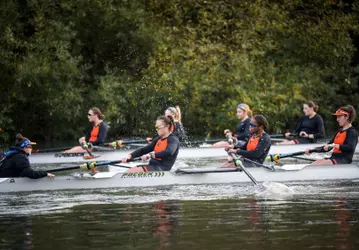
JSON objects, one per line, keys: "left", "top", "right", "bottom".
{"left": 224, "top": 129, "right": 232, "bottom": 136}
{"left": 300, "top": 131, "right": 309, "bottom": 138}
{"left": 141, "top": 154, "right": 151, "bottom": 161}
{"left": 121, "top": 154, "right": 132, "bottom": 163}
{"left": 324, "top": 144, "right": 336, "bottom": 151}
{"left": 224, "top": 144, "right": 234, "bottom": 152}
{"left": 47, "top": 173, "right": 55, "bottom": 179}
{"left": 227, "top": 148, "right": 237, "bottom": 154}
{"left": 146, "top": 137, "right": 152, "bottom": 143}
{"left": 284, "top": 132, "right": 291, "bottom": 138}
{"left": 79, "top": 137, "right": 86, "bottom": 144}
{"left": 305, "top": 148, "right": 313, "bottom": 154}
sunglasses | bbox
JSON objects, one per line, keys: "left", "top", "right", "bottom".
{"left": 249, "top": 122, "right": 258, "bottom": 128}
{"left": 88, "top": 113, "right": 94, "bottom": 116}
{"left": 25, "top": 145, "right": 32, "bottom": 149}
{"left": 155, "top": 125, "right": 166, "bottom": 130}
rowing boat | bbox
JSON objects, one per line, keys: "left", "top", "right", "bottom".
{"left": 30, "top": 143, "right": 356, "bottom": 165}
{"left": 1, "top": 163, "right": 358, "bottom": 193}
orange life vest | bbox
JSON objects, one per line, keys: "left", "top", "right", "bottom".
{"left": 246, "top": 136, "right": 260, "bottom": 151}
{"left": 89, "top": 125, "right": 100, "bottom": 142}
{"left": 154, "top": 138, "right": 168, "bottom": 160}
{"left": 333, "top": 130, "right": 347, "bottom": 153}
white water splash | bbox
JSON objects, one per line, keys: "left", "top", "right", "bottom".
{"left": 255, "top": 181, "right": 295, "bottom": 199}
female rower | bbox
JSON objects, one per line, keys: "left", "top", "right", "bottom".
{"left": 307, "top": 105, "right": 358, "bottom": 165}
{"left": 278, "top": 101, "right": 325, "bottom": 145}
{"left": 0, "top": 134, "right": 55, "bottom": 179}
{"left": 65, "top": 107, "right": 109, "bottom": 153}
{"left": 122, "top": 116, "right": 180, "bottom": 172}
{"left": 147, "top": 106, "right": 187, "bottom": 143}
{"left": 224, "top": 115, "right": 271, "bottom": 167}
{"left": 212, "top": 103, "right": 252, "bottom": 148}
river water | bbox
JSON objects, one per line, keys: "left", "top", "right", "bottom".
{"left": 1, "top": 177, "right": 359, "bottom": 249}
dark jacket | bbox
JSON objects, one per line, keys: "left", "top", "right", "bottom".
{"left": 0, "top": 147, "right": 48, "bottom": 179}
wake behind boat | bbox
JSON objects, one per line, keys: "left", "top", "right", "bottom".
{"left": 1, "top": 163, "right": 359, "bottom": 193}
{"left": 29, "top": 143, "right": 359, "bottom": 165}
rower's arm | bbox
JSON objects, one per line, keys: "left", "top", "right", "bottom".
{"left": 339, "top": 129, "right": 358, "bottom": 152}
{"left": 16, "top": 158, "right": 48, "bottom": 179}
{"left": 20, "top": 168, "right": 48, "bottom": 179}
{"left": 154, "top": 136, "right": 179, "bottom": 158}
{"left": 235, "top": 136, "right": 270, "bottom": 159}
{"left": 130, "top": 138, "right": 157, "bottom": 158}
{"left": 313, "top": 116, "right": 325, "bottom": 139}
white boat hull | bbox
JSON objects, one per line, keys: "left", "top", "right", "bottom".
{"left": 1, "top": 164, "right": 359, "bottom": 193}
{"left": 29, "top": 144, "right": 353, "bottom": 165}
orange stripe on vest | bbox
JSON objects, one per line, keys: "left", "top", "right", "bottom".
{"left": 246, "top": 136, "right": 260, "bottom": 151}
{"left": 333, "top": 131, "right": 347, "bottom": 153}
{"left": 154, "top": 138, "right": 168, "bottom": 160}
{"left": 89, "top": 126, "right": 100, "bottom": 142}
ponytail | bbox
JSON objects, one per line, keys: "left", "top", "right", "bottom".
{"left": 166, "top": 106, "right": 182, "bottom": 124}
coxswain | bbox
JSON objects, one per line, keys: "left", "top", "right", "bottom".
{"left": 306, "top": 105, "right": 358, "bottom": 165}
{"left": 0, "top": 134, "right": 55, "bottom": 179}
{"left": 224, "top": 115, "right": 271, "bottom": 167}
{"left": 278, "top": 101, "right": 325, "bottom": 144}
{"left": 122, "top": 116, "right": 180, "bottom": 172}
{"left": 65, "top": 107, "right": 109, "bottom": 153}
{"left": 212, "top": 103, "right": 252, "bottom": 148}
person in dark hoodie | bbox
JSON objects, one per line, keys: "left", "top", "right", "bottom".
{"left": 0, "top": 134, "right": 55, "bottom": 179}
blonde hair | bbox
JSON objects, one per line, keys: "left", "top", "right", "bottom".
{"left": 237, "top": 103, "right": 252, "bottom": 117}
{"left": 166, "top": 105, "right": 182, "bottom": 123}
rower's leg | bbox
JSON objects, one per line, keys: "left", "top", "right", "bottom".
{"left": 64, "top": 146, "right": 87, "bottom": 153}
{"left": 127, "top": 167, "right": 146, "bottom": 173}
{"left": 310, "top": 159, "right": 333, "bottom": 166}
{"left": 211, "top": 141, "right": 229, "bottom": 148}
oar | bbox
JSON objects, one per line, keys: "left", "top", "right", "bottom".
{"left": 81, "top": 157, "right": 142, "bottom": 170}
{"left": 46, "top": 157, "right": 142, "bottom": 173}
{"left": 229, "top": 153, "right": 258, "bottom": 185}
{"left": 240, "top": 157, "right": 275, "bottom": 171}
{"left": 270, "top": 133, "right": 297, "bottom": 138}
{"left": 46, "top": 164, "right": 89, "bottom": 173}
{"left": 105, "top": 139, "right": 148, "bottom": 149}
{"left": 267, "top": 146, "right": 325, "bottom": 163}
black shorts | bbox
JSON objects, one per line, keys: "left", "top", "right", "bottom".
{"left": 328, "top": 156, "right": 350, "bottom": 165}
{"left": 293, "top": 138, "right": 314, "bottom": 144}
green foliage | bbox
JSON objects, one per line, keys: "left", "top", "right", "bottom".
{"left": 0, "top": 0, "right": 358, "bottom": 143}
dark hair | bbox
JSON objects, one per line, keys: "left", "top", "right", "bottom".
{"left": 304, "top": 101, "right": 319, "bottom": 112}
{"left": 253, "top": 115, "right": 268, "bottom": 130}
{"left": 157, "top": 115, "right": 175, "bottom": 131}
{"left": 340, "top": 105, "right": 356, "bottom": 122}
{"left": 90, "top": 107, "right": 105, "bottom": 120}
